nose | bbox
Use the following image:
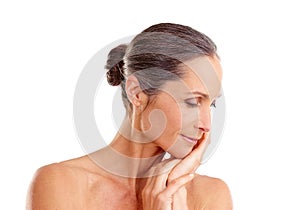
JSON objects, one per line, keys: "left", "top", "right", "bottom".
{"left": 194, "top": 106, "right": 211, "bottom": 132}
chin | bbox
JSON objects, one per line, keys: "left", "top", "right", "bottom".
{"left": 167, "top": 145, "right": 193, "bottom": 159}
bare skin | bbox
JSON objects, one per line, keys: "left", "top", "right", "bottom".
{"left": 27, "top": 148, "right": 232, "bottom": 209}
{"left": 27, "top": 56, "right": 233, "bottom": 209}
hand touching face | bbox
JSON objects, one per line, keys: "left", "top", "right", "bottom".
{"left": 140, "top": 55, "right": 222, "bottom": 158}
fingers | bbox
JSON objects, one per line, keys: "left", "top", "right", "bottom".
{"left": 190, "top": 132, "right": 210, "bottom": 157}
{"left": 187, "top": 134, "right": 210, "bottom": 167}
{"left": 143, "top": 172, "right": 168, "bottom": 208}
{"left": 162, "top": 173, "right": 194, "bottom": 197}
{"left": 153, "top": 171, "right": 169, "bottom": 193}
{"left": 144, "top": 158, "right": 181, "bottom": 199}
{"left": 173, "top": 186, "right": 188, "bottom": 210}
{"left": 142, "top": 158, "right": 194, "bottom": 210}
{"left": 143, "top": 132, "right": 210, "bottom": 209}
{"left": 168, "top": 134, "right": 210, "bottom": 182}
{"left": 142, "top": 172, "right": 192, "bottom": 210}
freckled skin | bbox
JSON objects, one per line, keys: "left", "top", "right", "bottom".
{"left": 26, "top": 56, "right": 232, "bottom": 210}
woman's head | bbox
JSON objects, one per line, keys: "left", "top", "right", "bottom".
{"left": 105, "top": 23, "right": 218, "bottom": 109}
{"left": 105, "top": 23, "right": 222, "bottom": 158}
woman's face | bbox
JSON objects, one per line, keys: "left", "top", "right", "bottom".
{"left": 141, "top": 55, "right": 223, "bottom": 158}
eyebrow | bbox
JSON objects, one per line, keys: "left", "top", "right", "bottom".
{"left": 188, "top": 91, "right": 222, "bottom": 99}
{"left": 188, "top": 91, "right": 210, "bottom": 99}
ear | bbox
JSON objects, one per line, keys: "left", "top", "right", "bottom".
{"left": 125, "top": 75, "right": 149, "bottom": 110}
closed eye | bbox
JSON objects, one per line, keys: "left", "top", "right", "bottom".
{"left": 185, "top": 98, "right": 217, "bottom": 108}
{"left": 184, "top": 97, "right": 202, "bottom": 107}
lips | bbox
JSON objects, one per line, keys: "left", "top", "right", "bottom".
{"left": 180, "top": 134, "right": 199, "bottom": 144}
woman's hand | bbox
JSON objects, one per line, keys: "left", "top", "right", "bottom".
{"left": 142, "top": 168, "right": 193, "bottom": 210}
{"left": 141, "top": 133, "right": 210, "bottom": 210}
{"left": 168, "top": 133, "right": 210, "bottom": 183}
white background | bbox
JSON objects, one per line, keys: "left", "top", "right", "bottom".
{"left": 1, "top": 0, "right": 300, "bottom": 209}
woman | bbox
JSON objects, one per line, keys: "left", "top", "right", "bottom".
{"left": 27, "top": 23, "right": 232, "bottom": 209}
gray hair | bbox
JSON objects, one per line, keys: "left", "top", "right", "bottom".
{"left": 105, "top": 23, "right": 218, "bottom": 110}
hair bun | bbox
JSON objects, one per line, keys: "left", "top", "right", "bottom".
{"left": 105, "top": 44, "right": 127, "bottom": 86}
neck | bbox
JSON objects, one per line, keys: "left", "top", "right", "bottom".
{"left": 89, "top": 144, "right": 165, "bottom": 179}
{"left": 110, "top": 132, "right": 164, "bottom": 158}
{"left": 89, "top": 119, "right": 167, "bottom": 178}
{"left": 110, "top": 113, "right": 166, "bottom": 158}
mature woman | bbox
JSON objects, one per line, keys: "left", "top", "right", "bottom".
{"left": 27, "top": 23, "right": 232, "bottom": 209}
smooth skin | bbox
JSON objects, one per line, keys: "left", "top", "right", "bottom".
{"left": 27, "top": 140, "right": 232, "bottom": 209}
{"left": 27, "top": 55, "right": 233, "bottom": 209}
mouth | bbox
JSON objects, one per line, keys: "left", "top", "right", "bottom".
{"left": 180, "top": 134, "right": 200, "bottom": 144}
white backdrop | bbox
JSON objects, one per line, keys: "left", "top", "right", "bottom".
{"left": 1, "top": 1, "right": 299, "bottom": 209}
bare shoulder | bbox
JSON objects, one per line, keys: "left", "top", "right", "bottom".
{"left": 26, "top": 156, "right": 95, "bottom": 210}
{"left": 187, "top": 174, "right": 233, "bottom": 210}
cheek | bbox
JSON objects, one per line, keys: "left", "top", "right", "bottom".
{"left": 180, "top": 105, "right": 199, "bottom": 129}
{"left": 165, "top": 107, "right": 199, "bottom": 158}
{"left": 153, "top": 101, "right": 182, "bottom": 149}
{"left": 148, "top": 95, "right": 182, "bottom": 132}
{"left": 140, "top": 100, "right": 181, "bottom": 137}
{"left": 165, "top": 106, "right": 182, "bottom": 130}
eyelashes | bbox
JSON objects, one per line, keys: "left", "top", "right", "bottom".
{"left": 210, "top": 100, "right": 216, "bottom": 108}
{"left": 184, "top": 98, "right": 200, "bottom": 107}
{"left": 184, "top": 98, "right": 217, "bottom": 108}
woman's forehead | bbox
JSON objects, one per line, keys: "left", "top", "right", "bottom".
{"left": 150, "top": 56, "right": 222, "bottom": 100}
{"left": 180, "top": 56, "right": 222, "bottom": 99}
{"left": 183, "top": 55, "right": 222, "bottom": 82}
